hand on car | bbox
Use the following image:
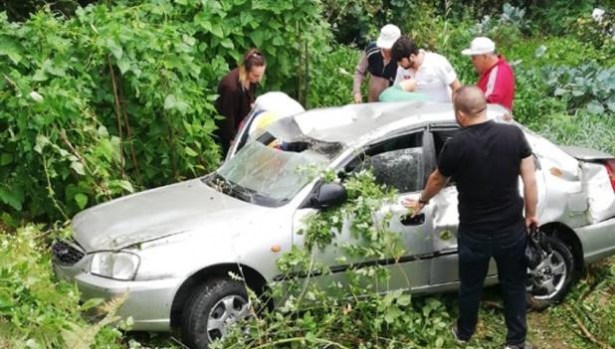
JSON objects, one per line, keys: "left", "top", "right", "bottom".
{"left": 402, "top": 197, "right": 424, "bottom": 217}
{"left": 353, "top": 93, "right": 362, "bottom": 104}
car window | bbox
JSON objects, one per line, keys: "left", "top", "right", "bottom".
{"left": 344, "top": 132, "right": 424, "bottom": 193}
{"left": 367, "top": 147, "right": 424, "bottom": 193}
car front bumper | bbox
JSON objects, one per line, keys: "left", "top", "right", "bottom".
{"left": 54, "top": 263, "right": 180, "bottom": 331}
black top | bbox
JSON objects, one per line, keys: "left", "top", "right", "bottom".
{"left": 214, "top": 68, "right": 257, "bottom": 154}
{"left": 438, "top": 120, "right": 532, "bottom": 232}
{"left": 365, "top": 42, "right": 397, "bottom": 84}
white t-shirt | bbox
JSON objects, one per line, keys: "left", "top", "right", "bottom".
{"left": 393, "top": 50, "right": 458, "bottom": 102}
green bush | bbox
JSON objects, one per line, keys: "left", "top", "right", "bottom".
{"left": 0, "top": 225, "right": 125, "bottom": 348}
{"left": 307, "top": 46, "right": 357, "bottom": 108}
{"left": 0, "top": 0, "right": 329, "bottom": 223}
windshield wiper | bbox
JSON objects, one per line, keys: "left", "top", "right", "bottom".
{"left": 204, "top": 173, "right": 258, "bottom": 203}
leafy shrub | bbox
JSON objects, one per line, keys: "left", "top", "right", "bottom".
{"left": 0, "top": 225, "right": 125, "bottom": 348}
{"left": 471, "top": 2, "right": 529, "bottom": 40}
{"left": 544, "top": 63, "right": 615, "bottom": 115}
{"left": 307, "top": 46, "right": 357, "bottom": 108}
{"left": 0, "top": 0, "right": 329, "bottom": 223}
{"left": 574, "top": 7, "right": 615, "bottom": 58}
{"left": 524, "top": 0, "right": 594, "bottom": 36}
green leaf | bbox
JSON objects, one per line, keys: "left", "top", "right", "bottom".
{"left": 184, "top": 146, "right": 198, "bottom": 157}
{"left": 220, "top": 38, "right": 234, "bottom": 49}
{"left": 106, "top": 39, "right": 123, "bottom": 60}
{"left": 0, "top": 188, "right": 23, "bottom": 211}
{"left": 70, "top": 162, "right": 86, "bottom": 176}
{"left": 80, "top": 298, "right": 104, "bottom": 311}
{"left": 397, "top": 294, "right": 411, "bottom": 306}
{"left": 272, "top": 37, "right": 284, "bottom": 46}
{"left": 553, "top": 88, "right": 567, "bottom": 96}
{"left": 34, "top": 135, "right": 49, "bottom": 154}
{"left": 210, "top": 23, "right": 224, "bottom": 38}
{"left": 164, "top": 94, "right": 188, "bottom": 114}
{"left": 117, "top": 58, "right": 131, "bottom": 75}
{"left": 586, "top": 101, "right": 604, "bottom": 114}
{"left": 74, "top": 193, "right": 88, "bottom": 210}
{"left": 164, "top": 94, "right": 177, "bottom": 110}
{"left": 0, "top": 41, "right": 23, "bottom": 64}
{"left": 97, "top": 126, "right": 109, "bottom": 138}
{"left": 0, "top": 153, "right": 12, "bottom": 166}
{"left": 117, "top": 180, "right": 135, "bottom": 193}
{"left": 250, "top": 30, "right": 267, "bottom": 47}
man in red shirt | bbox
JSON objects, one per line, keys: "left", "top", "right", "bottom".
{"left": 462, "top": 37, "right": 515, "bottom": 111}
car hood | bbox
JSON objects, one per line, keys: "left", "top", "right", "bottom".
{"left": 72, "top": 178, "right": 264, "bottom": 252}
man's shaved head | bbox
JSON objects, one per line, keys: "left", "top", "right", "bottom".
{"left": 453, "top": 86, "right": 487, "bottom": 118}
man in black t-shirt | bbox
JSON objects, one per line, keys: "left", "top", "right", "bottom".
{"left": 404, "top": 86, "right": 538, "bottom": 349}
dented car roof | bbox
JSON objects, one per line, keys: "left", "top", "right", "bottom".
{"left": 291, "top": 101, "right": 511, "bottom": 145}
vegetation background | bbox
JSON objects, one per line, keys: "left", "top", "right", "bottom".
{"left": 0, "top": 0, "right": 613, "bottom": 348}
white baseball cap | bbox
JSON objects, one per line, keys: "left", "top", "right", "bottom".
{"left": 376, "top": 24, "right": 401, "bottom": 49}
{"left": 461, "top": 37, "right": 496, "bottom": 55}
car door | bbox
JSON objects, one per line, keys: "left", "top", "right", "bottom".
{"left": 291, "top": 129, "right": 436, "bottom": 294}
{"left": 428, "top": 125, "right": 510, "bottom": 285}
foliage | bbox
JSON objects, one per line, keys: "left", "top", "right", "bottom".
{"left": 0, "top": 0, "right": 96, "bottom": 22}
{"left": 307, "top": 46, "right": 357, "bottom": 108}
{"left": 525, "top": 0, "right": 596, "bottom": 36}
{"left": 535, "top": 112, "right": 615, "bottom": 155}
{"left": 1, "top": 1, "right": 615, "bottom": 349}
{"left": 0, "top": 225, "right": 126, "bottom": 348}
{"left": 470, "top": 3, "right": 528, "bottom": 43}
{"left": 0, "top": 0, "right": 329, "bottom": 223}
{"left": 574, "top": 7, "right": 615, "bottom": 57}
{"left": 544, "top": 63, "right": 615, "bottom": 115}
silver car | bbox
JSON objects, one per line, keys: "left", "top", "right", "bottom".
{"left": 52, "top": 95, "right": 615, "bottom": 349}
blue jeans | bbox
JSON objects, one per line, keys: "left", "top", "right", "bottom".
{"left": 456, "top": 225, "right": 528, "bottom": 346}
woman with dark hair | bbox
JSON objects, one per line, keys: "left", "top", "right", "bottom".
{"left": 215, "top": 48, "right": 267, "bottom": 155}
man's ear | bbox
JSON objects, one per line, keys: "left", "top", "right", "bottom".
{"left": 456, "top": 110, "right": 468, "bottom": 125}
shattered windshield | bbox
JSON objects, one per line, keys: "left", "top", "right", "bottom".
{"left": 206, "top": 140, "right": 341, "bottom": 207}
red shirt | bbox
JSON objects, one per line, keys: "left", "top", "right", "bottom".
{"left": 477, "top": 56, "right": 515, "bottom": 110}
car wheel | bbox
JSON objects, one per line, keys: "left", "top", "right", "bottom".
{"left": 181, "top": 278, "right": 250, "bottom": 349}
{"left": 526, "top": 235, "right": 575, "bottom": 311}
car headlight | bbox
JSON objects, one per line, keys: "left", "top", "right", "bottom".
{"left": 90, "top": 251, "right": 140, "bottom": 281}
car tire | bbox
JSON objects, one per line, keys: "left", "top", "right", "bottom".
{"left": 181, "top": 278, "right": 250, "bottom": 349}
{"left": 526, "top": 235, "right": 575, "bottom": 311}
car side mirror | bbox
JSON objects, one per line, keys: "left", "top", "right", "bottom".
{"left": 310, "top": 182, "right": 347, "bottom": 209}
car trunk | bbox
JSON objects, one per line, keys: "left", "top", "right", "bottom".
{"left": 560, "top": 146, "right": 615, "bottom": 224}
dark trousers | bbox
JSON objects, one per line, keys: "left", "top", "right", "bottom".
{"left": 456, "top": 225, "right": 528, "bottom": 345}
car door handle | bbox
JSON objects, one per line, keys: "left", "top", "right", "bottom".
{"left": 400, "top": 213, "right": 425, "bottom": 226}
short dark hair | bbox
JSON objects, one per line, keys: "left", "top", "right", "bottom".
{"left": 392, "top": 36, "right": 419, "bottom": 63}
{"left": 453, "top": 86, "right": 487, "bottom": 117}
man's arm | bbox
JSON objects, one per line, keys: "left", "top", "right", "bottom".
{"left": 402, "top": 168, "right": 450, "bottom": 216}
{"left": 449, "top": 79, "right": 461, "bottom": 93}
{"left": 520, "top": 155, "right": 538, "bottom": 231}
{"left": 353, "top": 52, "right": 368, "bottom": 103}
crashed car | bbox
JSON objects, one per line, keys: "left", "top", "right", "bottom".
{"left": 52, "top": 93, "right": 615, "bottom": 349}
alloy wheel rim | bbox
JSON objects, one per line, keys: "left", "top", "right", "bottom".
{"left": 206, "top": 294, "right": 250, "bottom": 342}
{"left": 528, "top": 249, "right": 568, "bottom": 300}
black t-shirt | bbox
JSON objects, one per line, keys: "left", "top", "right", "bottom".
{"left": 438, "top": 120, "right": 532, "bottom": 232}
